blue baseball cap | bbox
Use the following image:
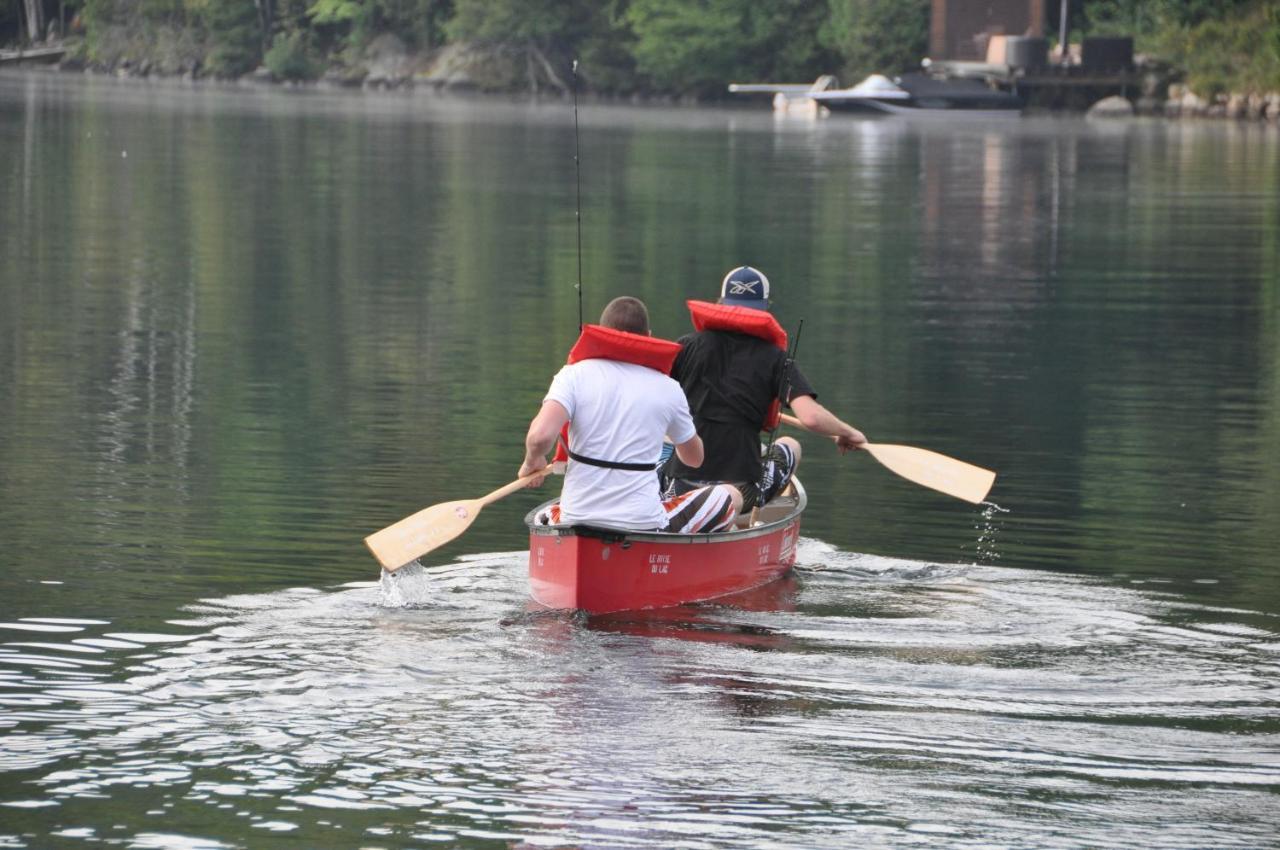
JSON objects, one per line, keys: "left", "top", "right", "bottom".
{"left": 719, "top": 266, "right": 771, "bottom": 310}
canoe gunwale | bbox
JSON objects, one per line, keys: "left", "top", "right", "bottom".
{"left": 523, "top": 478, "right": 808, "bottom": 545}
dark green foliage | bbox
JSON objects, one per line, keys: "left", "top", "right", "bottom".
{"left": 204, "top": 0, "right": 261, "bottom": 76}
{"left": 572, "top": 0, "right": 640, "bottom": 93}
{"left": 822, "top": 0, "right": 929, "bottom": 82}
{"left": 48, "top": 0, "right": 1280, "bottom": 96}
{"left": 264, "top": 28, "right": 322, "bottom": 78}
{"left": 80, "top": 0, "right": 185, "bottom": 32}
{"left": 1078, "top": 0, "right": 1160, "bottom": 36}
{"left": 1153, "top": 0, "right": 1255, "bottom": 28}
{"left": 627, "top": 0, "right": 836, "bottom": 96}
{"left": 1270, "top": 3, "right": 1280, "bottom": 68}
{"left": 399, "top": 0, "right": 452, "bottom": 49}
{"left": 306, "top": 0, "right": 372, "bottom": 50}
{"left": 1161, "top": 2, "right": 1280, "bottom": 94}
{"left": 446, "top": 0, "right": 581, "bottom": 45}
{"left": 445, "top": 0, "right": 622, "bottom": 91}
{"left": 80, "top": 0, "right": 120, "bottom": 33}
{"left": 1077, "top": 0, "right": 1279, "bottom": 93}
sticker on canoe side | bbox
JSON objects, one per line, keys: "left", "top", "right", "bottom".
{"left": 649, "top": 553, "right": 670, "bottom": 574}
{"left": 780, "top": 524, "right": 796, "bottom": 561}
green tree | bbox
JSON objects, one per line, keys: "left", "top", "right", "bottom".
{"left": 263, "top": 27, "right": 321, "bottom": 77}
{"left": 300, "top": 0, "right": 449, "bottom": 54}
{"left": 447, "top": 0, "right": 553, "bottom": 42}
{"left": 1152, "top": 0, "right": 1254, "bottom": 28}
{"left": 822, "top": 0, "right": 929, "bottom": 83}
{"left": 627, "top": 0, "right": 834, "bottom": 96}
{"left": 203, "top": 0, "right": 261, "bottom": 75}
{"left": 1079, "top": 0, "right": 1160, "bottom": 36}
{"left": 566, "top": 0, "right": 639, "bottom": 93}
{"left": 393, "top": 0, "right": 452, "bottom": 49}
{"left": 1179, "top": 3, "right": 1280, "bottom": 93}
{"left": 445, "top": 0, "right": 601, "bottom": 91}
{"left": 306, "top": 0, "right": 372, "bottom": 50}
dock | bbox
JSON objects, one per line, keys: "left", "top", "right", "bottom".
{"left": 0, "top": 46, "right": 68, "bottom": 66}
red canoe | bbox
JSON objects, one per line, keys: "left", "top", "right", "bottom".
{"left": 524, "top": 479, "right": 806, "bottom": 614}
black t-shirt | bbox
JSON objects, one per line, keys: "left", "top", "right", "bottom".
{"left": 666, "top": 330, "right": 816, "bottom": 484}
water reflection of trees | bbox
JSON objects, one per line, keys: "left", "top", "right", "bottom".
{"left": 2, "top": 80, "right": 1277, "bottom": 614}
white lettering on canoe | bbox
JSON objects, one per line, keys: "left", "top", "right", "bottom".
{"left": 649, "top": 554, "right": 670, "bottom": 574}
{"left": 780, "top": 525, "right": 796, "bottom": 560}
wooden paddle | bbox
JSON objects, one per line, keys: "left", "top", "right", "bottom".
{"left": 365, "top": 468, "right": 551, "bottom": 572}
{"left": 779, "top": 414, "right": 995, "bottom": 504}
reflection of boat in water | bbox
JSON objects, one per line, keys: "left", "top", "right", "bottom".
{"left": 731, "top": 73, "right": 1023, "bottom": 117}
{"left": 813, "top": 73, "right": 1023, "bottom": 116}
{"left": 525, "top": 480, "right": 806, "bottom": 615}
{"left": 584, "top": 572, "right": 800, "bottom": 648}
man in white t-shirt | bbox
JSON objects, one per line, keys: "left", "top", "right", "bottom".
{"left": 519, "top": 297, "right": 741, "bottom": 533}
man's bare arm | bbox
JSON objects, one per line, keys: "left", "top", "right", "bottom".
{"left": 790, "top": 394, "right": 867, "bottom": 453}
{"left": 674, "top": 434, "right": 704, "bottom": 468}
{"left": 519, "top": 400, "right": 570, "bottom": 486}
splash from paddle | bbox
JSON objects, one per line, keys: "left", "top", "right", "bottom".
{"left": 779, "top": 413, "right": 995, "bottom": 504}
{"left": 365, "top": 468, "right": 551, "bottom": 572}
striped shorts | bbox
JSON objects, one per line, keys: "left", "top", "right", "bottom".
{"left": 534, "top": 483, "right": 737, "bottom": 534}
{"left": 664, "top": 441, "right": 798, "bottom": 513}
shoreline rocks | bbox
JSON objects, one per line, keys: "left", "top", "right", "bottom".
{"left": 1160, "top": 84, "right": 1280, "bottom": 122}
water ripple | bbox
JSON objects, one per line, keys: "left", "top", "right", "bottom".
{"left": 0, "top": 539, "right": 1276, "bottom": 847}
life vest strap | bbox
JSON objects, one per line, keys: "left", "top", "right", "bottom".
{"left": 566, "top": 448, "right": 657, "bottom": 472}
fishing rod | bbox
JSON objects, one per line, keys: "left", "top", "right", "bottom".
{"left": 571, "top": 59, "right": 584, "bottom": 331}
{"left": 748, "top": 318, "right": 803, "bottom": 522}
{"left": 763, "top": 318, "right": 804, "bottom": 464}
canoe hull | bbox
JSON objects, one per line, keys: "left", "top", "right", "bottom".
{"left": 526, "top": 480, "right": 805, "bottom": 614}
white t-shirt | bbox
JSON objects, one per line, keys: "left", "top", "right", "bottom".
{"left": 545, "top": 359, "right": 696, "bottom": 530}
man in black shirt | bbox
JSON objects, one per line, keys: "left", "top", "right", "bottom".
{"left": 664, "top": 266, "right": 867, "bottom": 511}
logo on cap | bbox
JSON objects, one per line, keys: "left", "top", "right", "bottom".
{"left": 720, "top": 266, "right": 771, "bottom": 309}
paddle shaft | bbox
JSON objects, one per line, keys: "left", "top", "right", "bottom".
{"left": 365, "top": 467, "right": 552, "bottom": 571}
{"left": 480, "top": 470, "right": 549, "bottom": 506}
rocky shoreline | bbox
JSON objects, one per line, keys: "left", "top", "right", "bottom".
{"left": 1087, "top": 87, "right": 1280, "bottom": 122}
{"left": 1159, "top": 85, "right": 1280, "bottom": 121}
{"left": 1081, "top": 56, "right": 1280, "bottom": 122}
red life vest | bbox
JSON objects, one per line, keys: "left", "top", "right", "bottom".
{"left": 566, "top": 323, "right": 681, "bottom": 372}
{"left": 553, "top": 325, "right": 682, "bottom": 468}
{"left": 686, "top": 300, "right": 788, "bottom": 350}
{"left": 686, "top": 300, "right": 789, "bottom": 431}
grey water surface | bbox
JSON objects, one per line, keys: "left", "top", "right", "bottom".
{"left": 1, "top": 71, "right": 1278, "bottom": 848}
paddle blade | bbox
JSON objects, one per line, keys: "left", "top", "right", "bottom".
{"left": 864, "top": 443, "right": 996, "bottom": 504}
{"left": 364, "top": 498, "right": 484, "bottom": 571}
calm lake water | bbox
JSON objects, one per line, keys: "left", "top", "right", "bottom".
{"left": 1, "top": 71, "right": 1278, "bottom": 848}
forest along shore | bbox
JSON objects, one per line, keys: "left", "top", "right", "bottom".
{"left": 4, "top": 0, "right": 1279, "bottom": 124}
{"left": 11, "top": 46, "right": 1280, "bottom": 126}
